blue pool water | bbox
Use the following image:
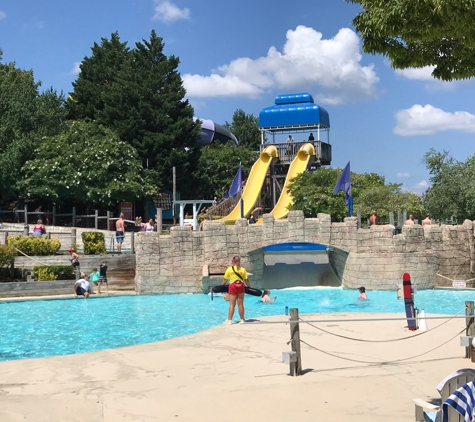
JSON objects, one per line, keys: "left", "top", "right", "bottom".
{"left": 1, "top": 287, "right": 474, "bottom": 362}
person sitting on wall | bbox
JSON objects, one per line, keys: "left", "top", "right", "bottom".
{"left": 32, "top": 219, "right": 46, "bottom": 237}
{"left": 405, "top": 214, "right": 415, "bottom": 225}
{"left": 308, "top": 133, "right": 315, "bottom": 141}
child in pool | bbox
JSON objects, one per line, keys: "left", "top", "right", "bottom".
{"left": 357, "top": 286, "right": 368, "bottom": 300}
{"left": 260, "top": 289, "right": 277, "bottom": 303}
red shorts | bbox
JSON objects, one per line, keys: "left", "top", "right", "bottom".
{"left": 228, "top": 282, "right": 245, "bottom": 295}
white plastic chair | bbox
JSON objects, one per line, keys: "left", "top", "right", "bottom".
{"left": 414, "top": 368, "right": 475, "bottom": 422}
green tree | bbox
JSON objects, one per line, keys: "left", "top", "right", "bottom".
{"left": 348, "top": 0, "right": 475, "bottom": 81}
{"left": 287, "top": 167, "right": 424, "bottom": 221}
{"left": 194, "top": 142, "right": 257, "bottom": 198}
{"left": 224, "top": 109, "right": 261, "bottom": 150}
{"left": 66, "top": 32, "right": 130, "bottom": 120}
{"left": 69, "top": 30, "right": 201, "bottom": 196}
{"left": 20, "top": 121, "right": 155, "bottom": 205}
{"left": 0, "top": 52, "right": 66, "bottom": 197}
{"left": 423, "top": 149, "right": 475, "bottom": 221}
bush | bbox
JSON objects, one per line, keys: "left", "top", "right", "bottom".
{"left": 7, "top": 236, "right": 61, "bottom": 256}
{"left": 81, "top": 232, "right": 107, "bottom": 255}
{"left": 33, "top": 265, "right": 75, "bottom": 281}
{"left": 0, "top": 244, "right": 16, "bottom": 268}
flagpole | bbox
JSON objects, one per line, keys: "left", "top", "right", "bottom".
{"left": 239, "top": 162, "right": 244, "bottom": 219}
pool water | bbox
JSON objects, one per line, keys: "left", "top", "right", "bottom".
{"left": 1, "top": 287, "right": 474, "bottom": 362}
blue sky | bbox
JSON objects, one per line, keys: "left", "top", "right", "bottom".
{"left": 1, "top": 0, "right": 474, "bottom": 194}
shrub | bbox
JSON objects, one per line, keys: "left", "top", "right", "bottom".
{"left": 7, "top": 236, "right": 61, "bottom": 256}
{"left": 81, "top": 232, "right": 107, "bottom": 255}
{"left": 33, "top": 265, "right": 75, "bottom": 281}
{"left": 0, "top": 244, "right": 16, "bottom": 268}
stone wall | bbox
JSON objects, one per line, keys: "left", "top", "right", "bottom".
{"left": 135, "top": 211, "right": 475, "bottom": 293}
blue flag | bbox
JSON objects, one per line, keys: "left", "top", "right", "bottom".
{"left": 333, "top": 161, "right": 351, "bottom": 204}
{"left": 228, "top": 164, "right": 242, "bottom": 198}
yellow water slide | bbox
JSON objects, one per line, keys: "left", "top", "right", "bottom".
{"left": 259, "top": 142, "right": 315, "bottom": 222}
{"left": 221, "top": 145, "right": 278, "bottom": 222}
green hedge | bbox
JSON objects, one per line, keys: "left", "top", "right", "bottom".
{"left": 33, "top": 265, "right": 75, "bottom": 281}
{"left": 0, "top": 244, "right": 16, "bottom": 268}
{"left": 7, "top": 236, "right": 61, "bottom": 256}
{"left": 81, "top": 232, "right": 107, "bottom": 255}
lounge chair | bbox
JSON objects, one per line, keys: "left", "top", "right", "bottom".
{"left": 413, "top": 368, "right": 475, "bottom": 422}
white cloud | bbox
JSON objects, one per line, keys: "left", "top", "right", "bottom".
{"left": 394, "top": 104, "right": 475, "bottom": 136}
{"left": 401, "top": 180, "right": 429, "bottom": 194}
{"left": 152, "top": 1, "right": 190, "bottom": 23}
{"left": 183, "top": 26, "right": 379, "bottom": 104}
{"left": 71, "top": 62, "right": 81, "bottom": 75}
{"left": 396, "top": 172, "right": 410, "bottom": 178}
{"left": 0, "top": 11, "right": 6, "bottom": 20}
{"left": 395, "top": 66, "right": 435, "bottom": 81}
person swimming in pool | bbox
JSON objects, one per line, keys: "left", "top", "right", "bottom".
{"left": 260, "top": 289, "right": 277, "bottom": 303}
{"left": 357, "top": 286, "right": 368, "bottom": 300}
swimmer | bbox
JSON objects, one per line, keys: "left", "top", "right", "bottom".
{"left": 357, "top": 286, "right": 368, "bottom": 300}
{"left": 260, "top": 289, "right": 277, "bottom": 303}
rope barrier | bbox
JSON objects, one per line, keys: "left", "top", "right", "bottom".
{"left": 299, "top": 328, "right": 465, "bottom": 365}
{"left": 298, "top": 307, "right": 467, "bottom": 343}
{"left": 437, "top": 273, "right": 475, "bottom": 283}
{"left": 13, "top": 246, "right": 50, "bottom": 267}
{"left": 246, "top": 315, "right": 471, "bottom": 325}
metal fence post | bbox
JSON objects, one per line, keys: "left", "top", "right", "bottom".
{"left": 94, "top": 209, "right": 99, "bottom": 229}
{"left": 24, "top": 204, "right": 28, "bottom": 225}
{"left": 71, "top": 228, "right": 76, "bottom": 249}
{"left": 52, "top": 205, "right": 56, "bottom": 226}
{"left": 72, "top": 206, "right": 76, "bottom": 227}
{"left": 130, "top": 231, "right": 135, "bottom": 254}
{"left": 389, "top": 211, "right": 395, "bottom": 227}
{"left": 107, "top": 211, "right": 111, "bottom": 232}
{"left": 156, "top": 208, "right": 163, "bottom": 234}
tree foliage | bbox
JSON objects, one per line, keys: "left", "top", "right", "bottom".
{"left": 348, "top": 0, "right": 475, "bottom": 81}
{"left": 20, "top": 121, "right": 155, "bottom": 205}
{"left": 224, "top": 109, "right": 261, "bottom": 150}
{"left": 67, "top": 31, "right": 200, "bottom": 197}
{"left": 0, "top": 51, "right": 66, "bottom": 197}
{"left": 194, "top": 142, "right": 257, "bottom": 198}
{"left": 423, "top": 149, "right": 475, "bottom": 221}
{"left": 287, "top": 167, "right": 424, "bottom": 222}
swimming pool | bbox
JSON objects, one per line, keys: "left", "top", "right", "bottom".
{"left": 1, "top": 287, "right": 474, "bottom": 362}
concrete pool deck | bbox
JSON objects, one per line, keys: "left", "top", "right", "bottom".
{"left": 0, "top": 311, "right": 471, "bottom": 421}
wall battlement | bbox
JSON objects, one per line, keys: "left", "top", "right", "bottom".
{"left": 135, "top": 211, "right": 475, "bottom": 294}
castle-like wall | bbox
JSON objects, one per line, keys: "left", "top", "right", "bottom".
{"left": 135, "top": 211, "right": 475, "bottom": 293}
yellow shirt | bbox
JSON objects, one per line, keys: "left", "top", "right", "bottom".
{"left": 224, "top": 266, "right": 248, "bottom": 283}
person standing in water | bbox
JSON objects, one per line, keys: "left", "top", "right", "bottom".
{"left": 222, "top": 256, "right": 251, "bottom": 324}
{"left": 357, "top": 286, "right": 368, "bottom": 300}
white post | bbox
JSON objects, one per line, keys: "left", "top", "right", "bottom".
{"left": 192, "top": 203, "right": 197, "bottom": 231}
{"left": 156, "top": 208, "right": 162, "bottom": 234}
{"left": 179, "top": 204, "right": 184, "bottom": 226}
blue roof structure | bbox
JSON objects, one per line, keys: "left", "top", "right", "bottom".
{"left": 259, "top": 92, "right": 330, "bottom": 130}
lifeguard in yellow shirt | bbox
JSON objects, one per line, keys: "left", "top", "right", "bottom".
{"left": 222, "top": 256, "right": 251, "bottom": 325}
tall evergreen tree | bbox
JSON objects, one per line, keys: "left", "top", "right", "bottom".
{"left": 66, "top": 32, "right": 130, "bottom": 120}
{"left": 96, "top": 30, "right": 200, "bottom": 195}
